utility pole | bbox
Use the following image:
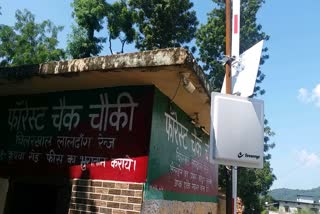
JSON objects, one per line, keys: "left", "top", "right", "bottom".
{"left": 225, "top": 0, "right": 232, "bottom": 94}
{"left": 231, "top": 0, "right": 240, "bottom": 212}
{"left": 225, "top": 0, "right": 232, "bottom": 214}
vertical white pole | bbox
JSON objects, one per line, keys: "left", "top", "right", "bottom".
{"left": 232, "top": 0, "right": 240, "bottom": 58}
{"left": 232, "top": 167, "right": 238, "bottom": 214}
{"left": 231, "top": 0, "right": 240, "bottom": 214}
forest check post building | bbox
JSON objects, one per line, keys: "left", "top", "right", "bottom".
{"left": 0, "top": 48, "right": 222, "bottom": 214}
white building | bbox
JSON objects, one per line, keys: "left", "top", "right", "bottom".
{"left": 275, "top": 197, "right": 320, "bottom": 214}
{"left": 297, "top": 195, "right": 316, "bottom": 204}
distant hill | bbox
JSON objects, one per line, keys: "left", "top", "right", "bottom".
{"left": 270, "top": 187, "right": 320, "bottom": 201}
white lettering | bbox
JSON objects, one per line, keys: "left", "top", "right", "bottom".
{"left": 111, "top": 158, "right": 136, "bottom": 171}
{"left": 89, "top": 92, "right": 138, "bottom": 132}
{"left": 52, "top": 97, "right": 83, "bottom": 131}
{"left": 8, "top": 151, "right": 25, "bottom": 161}
{"left": 174, "top": 179, "right": 183, "bottom": 188}
{"left": 16, "top": 133, "right": 52, "bottom": 148}
{"left": 67, "top": 155, "right": 77, "bottom": 164}
{"left": 190, "top": 172, "right": 198, "bottom": 180}
{"left": 80, "top": 156, "right": 107, "bottom": 171}
{"left": 57, "top": 134, "right": 92, "bottom": 150}
{"left": 28, "top": 151, "right": 41, "bottom": 163}
{"left": 46, "top": 149, "right": 64, "bottom": 164}
{"left": 191, "top": 183, "right": 200, "bottom": 191}
{"left": 164, "top": 112, "right": 188, "bottom": 149}
{"left": 183, "top": 181, "right": 191, "bottom": 190}
{"left": 97, "top": 134, "right": 115, "bottom": 149}
{"left": 176, "top": 148, "right": 189, "bottom": 166}
{"left": 8, "top": 101, "right": 48, "bottom": 131}
{"left": 191, "top": 132, "right": 202, "bottom": 157}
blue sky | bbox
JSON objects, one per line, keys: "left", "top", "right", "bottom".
{"left": 1, "top": 0, "right": 320, "bottom": 190}
{"left": 258, "top": 1, "right": 320, "bottom": 190}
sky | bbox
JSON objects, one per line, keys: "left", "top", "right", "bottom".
{"left": 1, "top": 0, "right": 320, "bottom": 190}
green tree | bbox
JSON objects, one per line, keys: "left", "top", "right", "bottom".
{"left": 67, "top": 24, "right": 104, "bottom": 59}
{"left": 196, "top": 1, "right": 275, "bottom": 213}
{"left": 106, "top": 0, "right": 136, "bottom": 54}
{"left": 0, "top": 9, "right": 65, "bottom": 66}
{"left": 196, "top": 0, "right": 269, "bottom": 95}
{"left": 128, "top": 0, "right": 198, "bottom": 50}
{"left": 70, "top": 0, "right": 107, "bottom": 57}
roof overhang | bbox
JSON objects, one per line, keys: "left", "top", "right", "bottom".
{"left": 0, "top": 48, "right": 213, "bottom": 132}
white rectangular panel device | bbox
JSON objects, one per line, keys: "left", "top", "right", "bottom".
{"left": 210, "top": 92, "right": 264, "bottom": 168}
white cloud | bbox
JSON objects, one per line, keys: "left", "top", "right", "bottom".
{"left": 297, "top": 150, "right": 320, "bottom": 168}
{"left": 297, "top": 88, "right": 310, "bottom": 103}
{"left": 297, "top": 84, "right": 320, "bottom": 107}
{"left": 312, "top": 84, "right": 320, "bottom": 107}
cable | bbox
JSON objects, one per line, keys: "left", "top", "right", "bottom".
{"left": 170, "top": 76, "right": 182, "bottom": 103}
{"left": 272, "top": 150, "right": 320, "bottom": 188}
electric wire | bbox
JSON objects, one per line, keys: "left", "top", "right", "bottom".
{"left": 272, "top": 150, "right": 320, "bottom": 188}
{"left": 170, "top": 76, "right": 182, "bottom": 103}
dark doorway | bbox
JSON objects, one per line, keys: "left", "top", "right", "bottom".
{"left": 5, "top": 179, "right": 71, "bottom": 214}
{"left": 10, "top": 183, "right": 57, "bottom": 214}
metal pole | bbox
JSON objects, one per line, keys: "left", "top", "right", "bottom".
{"left": 225, "top": 167, "right": 232, "bottom": 214}
{"left": 225, "top": 0, "right": 232, "bottom": 95}
{"left": 231, "top": 0, "right": 241, "bottom": 213}
{"left": 225, "top": 0, "right": 232, "bottom": 214}
{"left": 232, "top": 167, "right": 237, "bottom": 214}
